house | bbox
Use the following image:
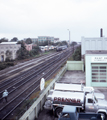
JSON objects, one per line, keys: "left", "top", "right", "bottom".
{"left": 0, "top": 42, "right": 21, "bottom": 61}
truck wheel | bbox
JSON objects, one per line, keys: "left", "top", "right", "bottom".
{"left": 55, "top": 107, "right": 63, "bottom": 117}
{"left": 99, "top": 112, "right": 106, "bottom": 120}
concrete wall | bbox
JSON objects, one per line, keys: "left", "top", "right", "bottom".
{"left": 19, "top": 65, "right": 67, "bottom": 120}
{"left": 67, "top": 61, "right": 84, "bottom": 71}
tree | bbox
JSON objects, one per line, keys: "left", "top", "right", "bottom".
{"left": 54, "top": 42, "right": 61, "bottom": 46}
{"left": 62, "top": 41, "right": 68, "bottom": 46}
{"left": 0, "top": 38, "right": 8, "bottom": 43}
{"left": 71, "top": 41, "right": 77, "bottom": 46}
{"left": 25, "top": 38, "right": 32, "bottom": 44}
{"left": 38, "top": 40, "right": 48, "bottom": 46}
{"left": 72, "top": 46, "right": 81, "bottom": 61}
{"left": 29, "top": 46, "right": 41, "bottom": 56}
{"left": 16, "top": 41, "right": 29, "bottom": 60}
{"left": 5, "top": 50, "right": 12, "bottom": 61}
{"left": 11, "top": 37, "right": 18, "bottom": 42}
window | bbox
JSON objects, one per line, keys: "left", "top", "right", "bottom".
{"left": 62, "top": 113, "right": 70, "bottom": 118}
{"left": 88, "top": 99, "right": 93, "bottom": 103}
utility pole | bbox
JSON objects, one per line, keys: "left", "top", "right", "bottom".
{"left": 67, "top": 29, "right": 70, "bottom": 46}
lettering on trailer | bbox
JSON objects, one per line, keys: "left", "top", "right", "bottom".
{"left": 54, "top": 97, "right": 81, "bottom": 103}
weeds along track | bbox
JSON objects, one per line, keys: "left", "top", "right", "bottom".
{"left": 0, "top": 46, "right": 78, "bottom": 120}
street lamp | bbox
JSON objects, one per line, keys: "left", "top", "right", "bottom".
{"left": 67, "top": 29, "right": 70, "bottom": 46}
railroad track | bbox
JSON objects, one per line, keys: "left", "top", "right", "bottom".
{"left": 0, "top": 52, "right": 64, "bottom": 99}
{"left": 0, "top": 52, "right": 59, "bottom": 81}
{"left": 0, "top": 46, "right": 78, "bottom": 120}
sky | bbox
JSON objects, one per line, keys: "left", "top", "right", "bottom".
{"left": 0, "top": 0, "right": 107, "bottom": 42}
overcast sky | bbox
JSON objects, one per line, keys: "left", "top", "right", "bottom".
{"left": 0, "top": 0, "right": 107, "bottom": 42}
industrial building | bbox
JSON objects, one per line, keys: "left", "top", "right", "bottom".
{"left": 82, "top": 29, "right": 107, "bottom": 87}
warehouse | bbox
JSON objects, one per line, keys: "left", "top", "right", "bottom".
{"left": 85, "top": 51, "right": 107, "bottom": 87}
{"left": 82, "top": 29, "right": 107, "bottom": 87}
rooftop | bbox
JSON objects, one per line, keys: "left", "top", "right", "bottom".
{"left": 86, "top": 50, "right": 107, "bottom": 54}
{"left": 0, "top": 42, "right": 17, "bottom": 44}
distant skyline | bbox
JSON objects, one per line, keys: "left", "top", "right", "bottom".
{"left": 0, "top": 0, "right": 107, "bottom": 42}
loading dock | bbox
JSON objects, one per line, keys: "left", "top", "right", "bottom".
{"left": 85, "top": 51, "right": 107, "bottom": 87}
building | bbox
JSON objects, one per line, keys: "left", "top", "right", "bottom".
{"left": 0, "top": 42, "right": 21, "bottom": 61}
{"left": 38, "top": 36, "right": 54, "bottom": 42}
{"left": 24, "top": 37, "right": 60, "bottom": 44}
{"left": 81, "top": 36, "right": 107, "bottom": 60}
{"left": 31, "top": 38, "right": 38, "bottom": 44}
{"left": 38, "top": 36, "right": 60, "bottom": 43}
{"left": 25, "top": 44, "right": 33, "bottom": 51}
{"left": 82, "top": 29, "right": 107, "bottom": 87}
{"left": 54, "top": 38, "right": 59, "bottom": 43}
{"left": 85, "top": 50, "right": 107, "bottom": 87}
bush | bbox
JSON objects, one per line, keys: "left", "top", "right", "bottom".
{"left": 0, "top": 62, "right": 14, "bottom": 70}
{"left": 5, "top": 57, "right": 11, "bottom": 62}
{"left": 6, "top": 62, "right": 14, "bottom": 66}
{"left": 0, "top": 63, "right": 7, "bottom": 70}
{"left": 72, "top": 46, "right": 81, "bottom": 61}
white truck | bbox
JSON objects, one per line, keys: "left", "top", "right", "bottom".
{"left": 50, "top": 83, "right": 105, "bottom": 100}
{"left": 44, "top": 83, "right": 107, "bottom": 119}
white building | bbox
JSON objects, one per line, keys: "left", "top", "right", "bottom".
{"left": 0, "top": 42, "right": 21, "bottom": 61}
{"left": 85, "top": 50, "right": 107, "bottom": 87}
{"left": 81, "top": 36, "right": 107, "bottom": 59}
{"left": 38, "top": 36, "right": 60, "bottom": 43}
{"left": 81, "top": 29, "right": 107, "bottom": 87}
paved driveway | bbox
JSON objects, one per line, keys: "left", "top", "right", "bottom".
{"left": 36, "top": 71, "right": 107, "bottom": 120}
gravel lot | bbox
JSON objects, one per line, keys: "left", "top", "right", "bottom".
{"left": 36, "top": 71, "right": 107, "bottom": 120}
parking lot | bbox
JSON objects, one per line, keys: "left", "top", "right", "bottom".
{"left": 36, "top": 71, "right": 107, "bottom": 120}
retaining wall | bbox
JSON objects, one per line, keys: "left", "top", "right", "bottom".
{"left": 67, "top": 61, "right": 84, "bottom": 71}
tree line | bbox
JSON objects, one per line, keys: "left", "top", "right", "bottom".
{"left": 0, "top": 37, "right": 79, "bottom": 70}
{"left": 0, "top": 37, "right": 78, "bottom": 61}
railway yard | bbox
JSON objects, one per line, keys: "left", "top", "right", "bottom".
{"left": 0, "top": 46, "right": 76, "bottom": 120}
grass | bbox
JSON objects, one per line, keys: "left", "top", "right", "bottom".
{"left": 67, "top": 56, "right": 74, "bottom": 61}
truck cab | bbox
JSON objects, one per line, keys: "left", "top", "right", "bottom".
{"left": 85, "top": 93, "right": 107, "bottom": 119}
